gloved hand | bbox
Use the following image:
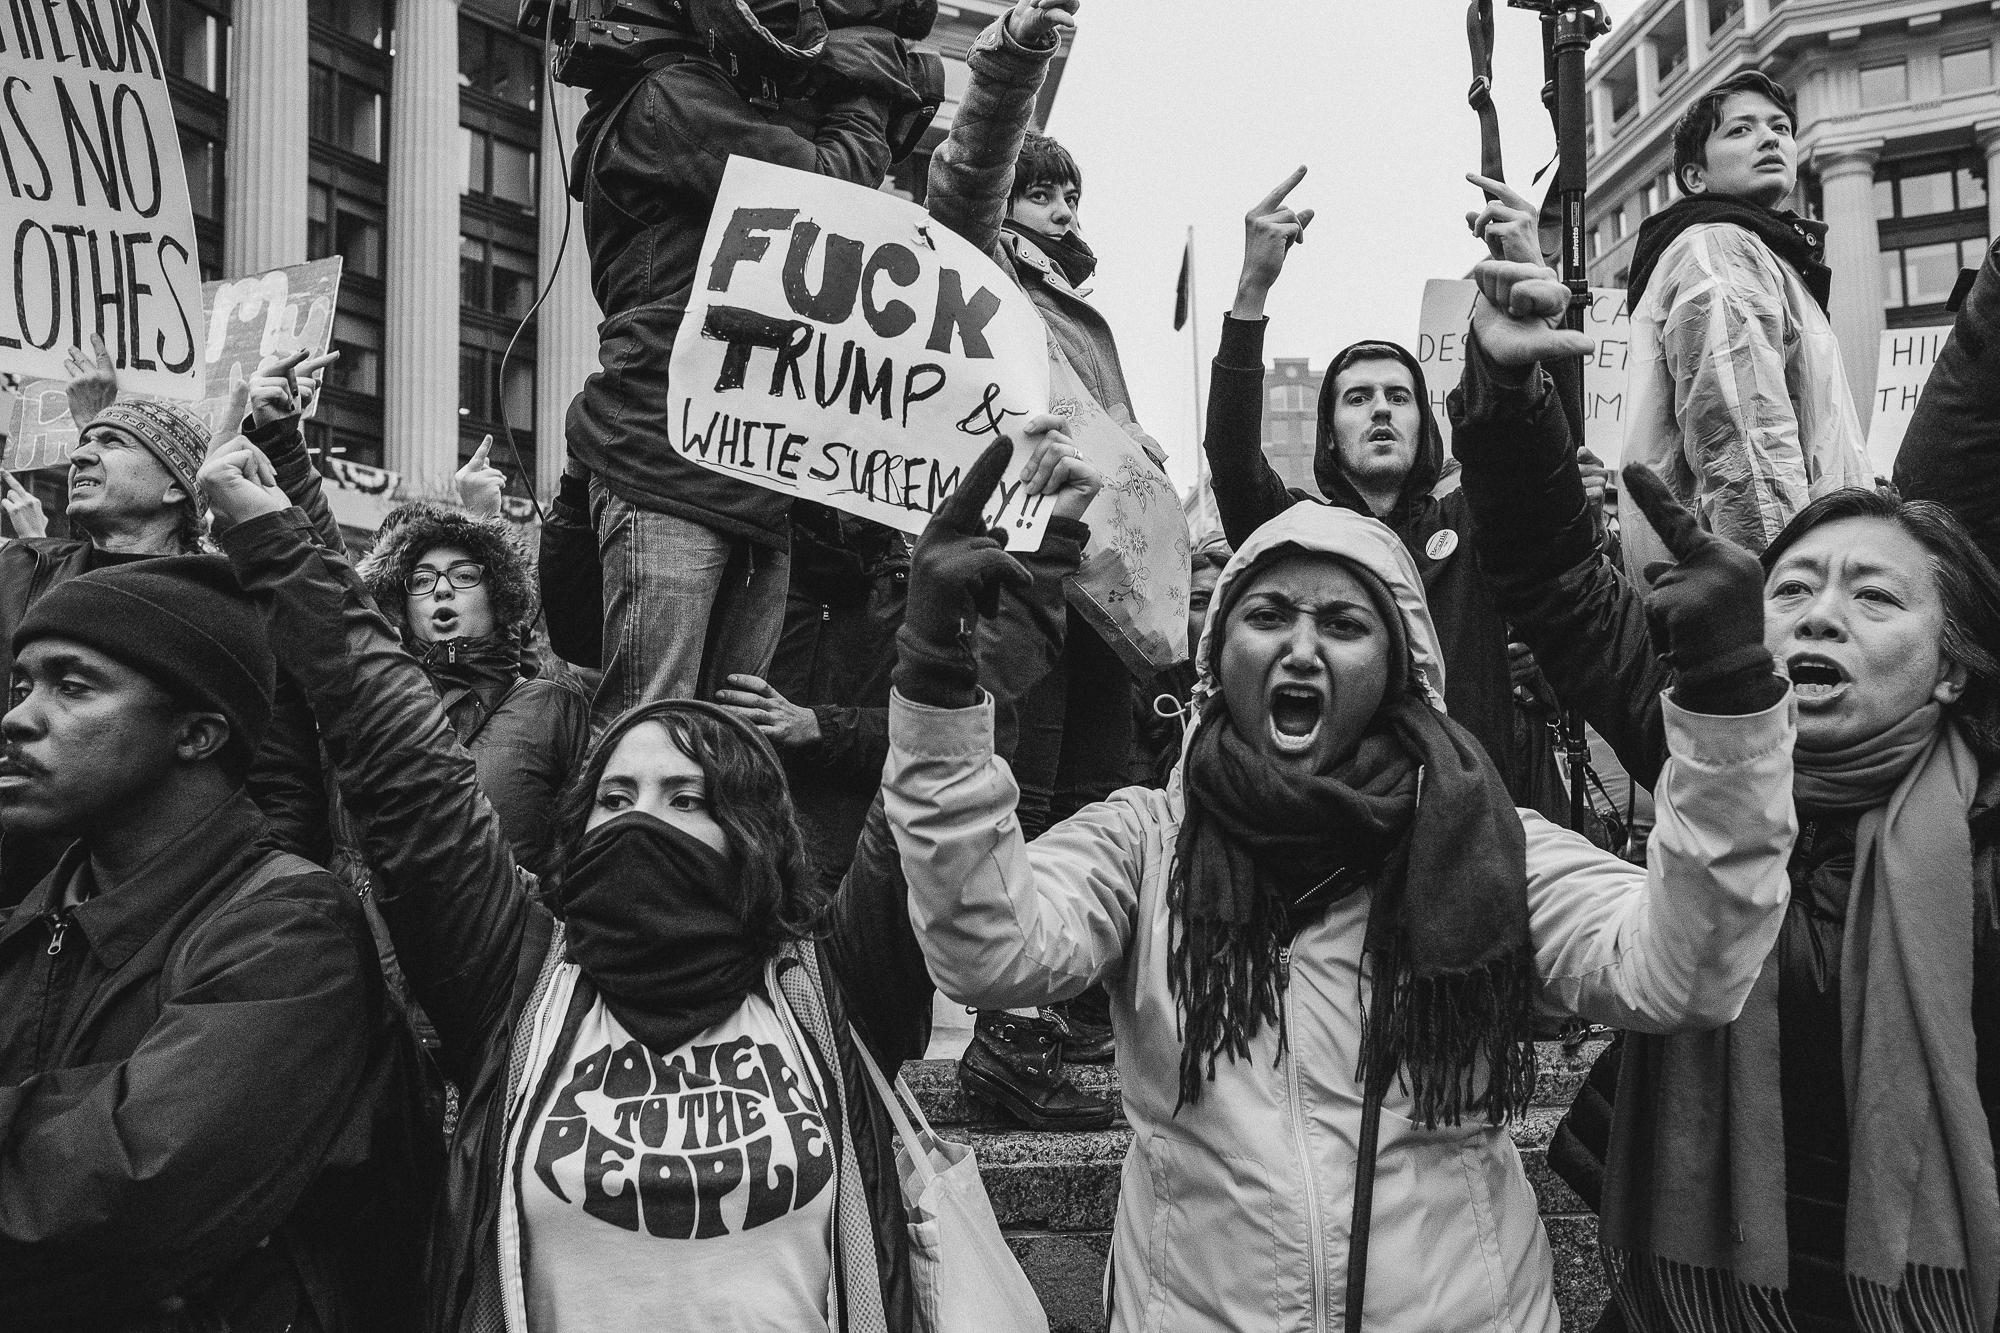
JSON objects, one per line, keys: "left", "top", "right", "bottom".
{"left": 893, "top": 438, "right": 1033, "bottom": 709}
{"left": 1622, "top": 463, "right": 1784, "bottom": 716}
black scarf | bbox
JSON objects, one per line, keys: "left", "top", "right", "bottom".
{"left": 1004, "top": 219, "right": 1098, "bottom": 289}
{"left": 1627, "top": 194, "right": 1831, "bottom": 314}
{"left": 1168, "top": 561, "right": 1536, "bottom": 1124}
{"left": 555, "top": 812, "right": 764, "bottom": 1054}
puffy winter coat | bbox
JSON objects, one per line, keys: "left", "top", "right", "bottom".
{"left": 1895, "top": 235, "right": 2000, "bottom": 572}
{"left": 1619, "top": 222, "right": 1871, "bottom": 580}
{"left": 884, "top": 502, "right": 1800, "bottom": 1333}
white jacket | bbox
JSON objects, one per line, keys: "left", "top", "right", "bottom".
{"left": 885, "top": 505, "right": 1798, "bottom": 1333}
{"left": 1621, "top": 222, "right": 1872, "bottom": 582}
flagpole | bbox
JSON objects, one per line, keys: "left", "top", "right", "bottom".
{"left": 1186, "top": 224, "right": 1203, "bottom": 449}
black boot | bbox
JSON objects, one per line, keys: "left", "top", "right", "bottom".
{"left": 1057, "top": 985, "right": 1115, "bottom": 1064}
{"left": 958, "top": 1010, "right": 1114, "bottom": 1131}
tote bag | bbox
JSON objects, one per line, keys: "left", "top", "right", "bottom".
{"left": 849, "top": 1030, "right": 1050, "bottom": 1333}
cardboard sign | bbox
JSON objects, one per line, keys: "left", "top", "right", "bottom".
{"left": 1863, "top": 325, "right": 1951, "bottom": 478}
{"left": 4, "top": 258, "right": 344, "bottom": 471}
{"left": 1416, "top": 279, "right": 1632, "bottom": 466}
{"left": 0, "top": 2, "right": 204, "bottom": 399}
{"left": 667, "top": 157, "right": 1052, "bottom": 549}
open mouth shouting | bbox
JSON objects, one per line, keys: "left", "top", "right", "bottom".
{"left": 1785, "top": 652, "right": 1849, "bottom": 707}
{"left": 430, "top": 607, "right": 461, "bottom": 638}
{"left": 1267, "top": 681, "right": 1327, "bottom": 755}
{"left": 1366, "top": 426, "right": 1400, "bottom": 446}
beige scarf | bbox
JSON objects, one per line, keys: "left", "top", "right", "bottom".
{"left": 1601, "top": 715, "right": 1999, "bottom": 1333}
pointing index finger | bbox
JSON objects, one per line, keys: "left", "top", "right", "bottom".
{"left": 1254, "top": 166, "right": 1308, "bottom": 216}
{"left": 1620, "top": 463, "right": 1706, "bottom": 562}
{"left": 935, "top": 437, "right": 1016, "bottom": 535}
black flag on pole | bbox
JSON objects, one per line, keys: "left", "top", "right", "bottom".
{"left": 1172, "top": 234, "right": 1192, "bottom": 330}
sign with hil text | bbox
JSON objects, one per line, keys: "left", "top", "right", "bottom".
{"left": 0, "top": 1, "right": 203, "bottom": 399}
{"left": 1863, "top": 325, "right": 1951, "bottom": 478}
{"left": 1417, "top": 279, "right": 1632, "bottom": 466}
{"left": 667, "top": 157, "right": 1052, "bottom": 549}
{"left": 7, "top": 258, "right": 343, "bottom": 472}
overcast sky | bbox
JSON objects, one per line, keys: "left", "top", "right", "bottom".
{"left": 1040, "top": 0, "right": 1649, "bottom": 492}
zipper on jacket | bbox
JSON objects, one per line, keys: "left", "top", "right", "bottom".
{"left": 43, "top": 908, "right": 70, "bottom": 956}
{"left": 1279, "top": 944, "right": 1329, "bottom": 1331}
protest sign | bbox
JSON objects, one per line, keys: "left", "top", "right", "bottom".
{"left": 1862, "top": 324, "right": 1950, "bottom": 478}
{"left": 1416, "top": 279, "right": 1631, "bottom": 466}
{"left": 322, "top": 456, "right": 402, "bottom": 532}
{"left": 668, "top": 156, "right": 1053, "bottom": 549}
{"left": 0, "top": 1, "right": 204, "bottom": 399}
{"left": 4, "top": 258, "right": 343, "bottom": 471}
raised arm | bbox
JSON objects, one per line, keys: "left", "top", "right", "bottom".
{"left": 924, "top": 4, "right": 1070, "bottom": 256}
{"left": 1450, "top": 286, "right": 1672, "bottom": 788}
{"left": 1204, "top": 170, "right": 1318, "bottom": 546}
{"left": 207, "top": 465, "right": 529, "bottom": 1085}
{"left": 1895, "top": 236, "right": 2000, "bottom": 570}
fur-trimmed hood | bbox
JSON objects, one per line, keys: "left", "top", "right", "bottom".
{"left": 358, "top": 503, "right": 536, "bottom": 638}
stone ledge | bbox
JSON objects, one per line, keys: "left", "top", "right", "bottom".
{"left": 1004, "top": 1229, "right": 1112, "bottom": 1333}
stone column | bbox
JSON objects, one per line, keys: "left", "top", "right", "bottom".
{"left": 1592, "top": 84, "right": 1615, "bottom": 158}
{"left": 1816, "top": 142, "right": 1887, "bottom": 427}
{"left": 1638, "top": 38, "right": 1660, "bottom": 117}
{"left": 1684, "top": 0, "right": 1709, "bottom": 68}
{"left": 1743, "top": 0, "right": 1768, "bottom": 32}
{"left": 535, "top": 81, "right": 603, "bottom": 503}
{"left": 223, "top": 0, "right": 309, "bottom": 275}
{"left": 383, "top": 0, "right": 462, "bottom": 490}
{"left": 1981, "top": 123, "right": 2000, "bottom": 250}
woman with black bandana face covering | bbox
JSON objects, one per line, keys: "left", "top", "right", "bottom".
{"left": 883, "top": 438, "right": 1801, "bottom": 1333}
{"left": 198, "top": 424, "right": 1101, "bottom": 1333}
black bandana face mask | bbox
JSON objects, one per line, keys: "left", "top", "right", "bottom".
{"left": 1005, "top": 220, "right": 1098, "bottom": 288}
{"left": 557, "top": 812, "right": 764, "bottom": 1054}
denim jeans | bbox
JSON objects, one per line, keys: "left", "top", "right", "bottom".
{"left": 588, "top": 478, "right": 791, "bottom": 727}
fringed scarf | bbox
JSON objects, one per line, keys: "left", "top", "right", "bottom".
{"left": 1600, "top": 708, "right": 2000, "bottom": 1333}
{"left": 1166, "top": 588, "right": 1536, "bottom": 1124}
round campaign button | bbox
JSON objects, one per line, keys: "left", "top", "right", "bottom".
{"left": 1425, "top": 529, "right": 1459, "bottom": 561}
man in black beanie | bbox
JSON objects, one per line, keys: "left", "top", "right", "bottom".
{"left": 0, "top": 558, "right": 430, "bottom": 1332}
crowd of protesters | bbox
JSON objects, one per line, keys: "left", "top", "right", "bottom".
{"left": 0, "top": 1, "right": 1997, "bottom": 1331}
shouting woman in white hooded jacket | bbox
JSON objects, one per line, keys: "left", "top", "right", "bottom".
{"left": 881, "top": 436, "right": 1801, "bottom": 1333}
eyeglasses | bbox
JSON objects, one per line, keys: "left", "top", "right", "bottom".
{"left": 405, "top": 563, "right": 486, "bottom": 596}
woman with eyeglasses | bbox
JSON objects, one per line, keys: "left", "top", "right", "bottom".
{"left": 359, "top": 505, "right": 588, "bottom": 879}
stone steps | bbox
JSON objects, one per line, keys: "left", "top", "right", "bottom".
{"left": 892, "top": 1040, "right": 1612, "bottom": 1333}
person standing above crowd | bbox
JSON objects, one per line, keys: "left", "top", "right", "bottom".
{"left": 0, "top": 550, "right": 430, "bottom": 1331}
{"left": 360, "top": 504, "right": 587, "bottom": 880}
{"left": 1204, "top": 171, "right": 1570, "bottom": 821}
{"left": 0, "top": 351, "right": 343, "bottom": 906}
{"left": 560, "top": 3, "right": 936, "bottom": 726}
{"left": 1453, "top": 250, "right": 2000, "bottom": 1333}
{"left": 1619, "top": 70, "right": 1871, "bottom": 581}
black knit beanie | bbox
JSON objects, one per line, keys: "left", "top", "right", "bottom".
{"left": 14, "top": 556, "right": 275, "bottom": 774}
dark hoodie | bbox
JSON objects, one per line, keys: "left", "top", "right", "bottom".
{"left": 1626, "top": 193, "right": 1832, "bottom": 315}
{"left": 1201, "top": 315, "right": 1567, "bottom": 823}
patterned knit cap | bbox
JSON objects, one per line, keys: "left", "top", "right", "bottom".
{"left": 86, "top": 399, "right": 212, "bottom": 510}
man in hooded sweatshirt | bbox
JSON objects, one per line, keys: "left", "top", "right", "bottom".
{"left": 1203, "top": 171, "right": 1568, "bottom": 821}
{"left": 1619, "top": 70, "right": 1871, "bottom": 582}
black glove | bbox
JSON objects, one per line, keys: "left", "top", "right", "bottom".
{"left": 892, "top": 438, "right": 1033, "bottom": 709}
{"left": 1622, "top": 464, "right": 1785, "bottom": 716}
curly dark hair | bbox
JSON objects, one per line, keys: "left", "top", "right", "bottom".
{"left": 1671, "top": 69, "right": 1796, "bottom": 195}
{"left": 1763, "top": 487, "right": 2000, "bottom": 756}
{"left": 546, "top": 700, "right": 827, "bottom": 951}
{"left": 357, "top": 504, "right": 537, "bottom": 638}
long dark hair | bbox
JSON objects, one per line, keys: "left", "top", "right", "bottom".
{"left": 547, "top": 700, "right": 827, "bottom": 949}
{"left": 1762, "top": 487, "right": 2000, "bottom": 755}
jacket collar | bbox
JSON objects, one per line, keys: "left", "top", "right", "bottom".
{"left": 1000, "top": 229, "right": 1091, "bottom": 299}
{"left": 0, "top": 792, "right": 272, "bottom": 970}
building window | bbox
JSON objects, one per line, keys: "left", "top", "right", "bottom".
{"left": 1859, "top": 61, "right": 1908, "bottom": 109}
{"left": 180, "top": 129, "right": 219, "bottom": 220}
{"left": 1882, "top": 239, "right": 1990, "bottom": 310}
{"left": 1959, "top": 168, "right": 1988, "bottom": 211}
{"left": 460, "top": 20, "right": 543, "bottom": 111}
{"left": 1874, "top": 179, "right": 1896, "bottom": 220}
{"left": 1877, "top": 164, "right": 1986, "bottom": 220}
{"left": 459, "top": 345, "right": 537, "bottom": 431}
{"left": 308, "top": 186, "right": 385, "bottom": 278}
{"left": 463, "top": 128, "right": 539, "bottom": 213}
{"left": 460, "top": 236, "right": 538, "bottom": 319}
{"left": 310, "top": 65, "right": 384, "bottom": 161}
{"left": 165, "top": 0, "right": 224, "bottom": 91}
{"left": 1606, "top": 52, "right": 1640, "bottom": 123}
{"left": 309, "top": 0, "right": 387, "bottom": 48}
{"left": 1899, "top": 170, "right": 1955, "bottom": 218}
{"left": 1942, "top": 45, "right": 1993, "bottom": 97}
{"left": 1706, "top": 0, "right": 1744, "bottom": 34}
{"left": 327, "top": 313, "right": 383, "bottom": 397}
